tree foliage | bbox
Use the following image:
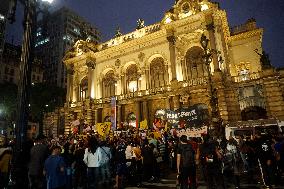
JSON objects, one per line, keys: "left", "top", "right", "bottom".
{"left": 0, "top": 83, "right": 18, "bottom": 120}
{"left": 29, "top": 83, "right": 66, "bottom": 121}
{"left": 0, "top": 82, "right": 66, "bottom": 122}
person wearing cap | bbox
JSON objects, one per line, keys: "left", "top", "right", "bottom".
{"left": 44, "top": 146, "right": 66, "bottom": 189}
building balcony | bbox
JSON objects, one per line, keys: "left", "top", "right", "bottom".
{"left": 233, "top": 72, "right": 260, "bottom": 83}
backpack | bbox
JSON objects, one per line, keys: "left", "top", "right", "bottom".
{"left": 180, "top": 144, "right": 195, "bottom": 167}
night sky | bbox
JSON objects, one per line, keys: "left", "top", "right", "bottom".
{"left": 6, "top": 0, "right": 284, "bottom": 67}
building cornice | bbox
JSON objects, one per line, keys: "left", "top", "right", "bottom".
{"left": 228, "top": 28, "right": 263, "bottom": 43}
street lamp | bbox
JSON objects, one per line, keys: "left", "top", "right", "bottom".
{"left": 200, "top": 34, "right": 220, "bottom": 134}
{"left": 7, "top": 0, "right": 53, "bottom": 187}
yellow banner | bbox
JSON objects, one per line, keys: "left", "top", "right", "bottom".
{"left": 96, "top": 122, "right": 111, "bottom": 136}
{"left": 139, "top": 119, "right": 148, "bottom": 130}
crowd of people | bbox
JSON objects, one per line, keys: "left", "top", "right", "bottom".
{"left": 0, "top": 129, "right": 283, "bottom": 189}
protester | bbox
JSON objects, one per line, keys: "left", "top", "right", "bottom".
{"left": 114, "top": 138, "right": 127, "bottom": 189}
{"left": 83, "top": 136, "right": 102, "bottom": 189}
{"left": 44, "top": 145, "right": 67, "bottom": 189}
{"left": 0, "top": 142, "right": 12, "bottom": 188}
{"left": 28, "top": 135, "right": 49, "bottom": 189}
{"left": 199, "top": 135, "right": 225, "bottom": 189}
{"left": 177, "top": 135, "right": 197, "bottom": 189}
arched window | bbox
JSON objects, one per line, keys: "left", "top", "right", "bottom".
{"left": 184, "top": 46, "right": 207, "bottom": 80}
{"left": 80, "top": 76, "right": 88, "bottom": 101}
{"left": 150, "top": 57, "right": 166, "bottom": 88}
{"left": 102, "top": 71, "right": 116, "bottom": 98}
{"left": 126, "top": 64, "right": 139, "bottom": 92}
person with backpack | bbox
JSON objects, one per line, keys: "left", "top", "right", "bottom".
{"left": 199, "top": 135, "right": 225, "bottom": 189}
{"left": 177, "top": 135, "right": 197, "bottom": 189}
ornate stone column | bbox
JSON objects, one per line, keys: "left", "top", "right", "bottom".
{"left": 66, "top": 65, "right": 74, "bottom": 102}
{"left": 145, "top": 67, "right": 150, "bottom": 90}
{"left": 167, "top": 35, "right": 177, "bottom": 80}
{"left": 120, "top": 74, "right": 125, "bottom": 94}
{"left": 164, "top": 64, "right": 169, "bottom": 85}
{"left": 86, "top": 60, "right": 96, "bottom": 99}
{"left": 94, "top": 108, "right": 98, "bottom": 125}
{"left": 206, "top": 22, "right": 219, "bottom": 72}
{"left": 136, "top": 101, "right": 141, "bottom": 127}
{"left": 117, "top": 105, "right": 122, "bottom": 126}
{"left": 142, "top": 100, "right": 148, "bottom": 121}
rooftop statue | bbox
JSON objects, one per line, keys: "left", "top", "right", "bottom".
{"left": 136, "top": 18, "right": 145, "bottom": 30}
{"left": 254, "top": 49, "right": 272, "bottom": 69}
{"left": 114, "top": 27, "right": 122, "bottom": 38}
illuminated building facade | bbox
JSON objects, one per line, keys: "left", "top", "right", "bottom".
{"left": 45, "top": 0, "right": 284, "bottom": 135}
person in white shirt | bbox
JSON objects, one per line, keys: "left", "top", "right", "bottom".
{"left": 83, "top": 136, "right": 100, "bottom": 188}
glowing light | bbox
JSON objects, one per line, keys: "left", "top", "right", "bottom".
{"left": 129, "top": 81, "right": 137, "bottom": 92}
{"left": 201, "top": 4, "right": 209, "bottom": 11}
{"left": 0, "top": 14, "right": 5, "bottom": 20}
{"left": 41, "top": 0, "right": 54, "bottom": 4}
{"left": 165, "top": 17, "right": 172, "bottom": 24}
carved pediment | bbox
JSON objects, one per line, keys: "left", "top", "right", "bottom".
{"left": 176, "top": 32, "right": 202, "bottom": 56}
{"left": 63, "top": 40, "right": 98, "bottom": 62}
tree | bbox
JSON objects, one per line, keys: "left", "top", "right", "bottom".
{"left": 0, "top": 82, "right": 18, "bottom": 120}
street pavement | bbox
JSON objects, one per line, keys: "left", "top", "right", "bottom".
{"left": 125, "top": 171, "right": 284, "bottom": 189}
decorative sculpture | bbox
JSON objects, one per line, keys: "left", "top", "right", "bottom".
{"left": 254, "top": 49, "right": 272, "bottom": 69}
{"left": 114, "top": 27, "right": 122, "bottom": 38}
{"left": 136, "top": 18, "right": 145, "bottom": 30}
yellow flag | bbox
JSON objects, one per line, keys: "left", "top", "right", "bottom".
{"left": 96, "top": 122, "right": 111, "bottom": 136}
{"left": 139, "top": 119, "right": 148, "bottom": 130}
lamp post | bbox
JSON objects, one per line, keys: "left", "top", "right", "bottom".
{"left": 200, "top": 34, "right": 220, "bottom": 134}
{"left": 7, "top": 0, "right": 53, "bottom": 187}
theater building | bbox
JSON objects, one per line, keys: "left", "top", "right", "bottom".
{"left": 44, "top": 0, "right": 284, "bottom": 136}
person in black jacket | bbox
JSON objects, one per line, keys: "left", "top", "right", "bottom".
{"left": 199, "top": 135, "right": 225, "bottom": 189}
{"left": 177, "top": 135, "right": 197, "bottom": 189}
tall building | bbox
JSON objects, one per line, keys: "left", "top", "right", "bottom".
{"left": 0, "top": 42, "right": 43, "bottom": 85}
{"left": 35, "top": 7, "right": 100, "bottom": 89}
{"left": 0, "top": 0, "right": 11, "bottom": 58}
{"left": 45, "top": 0, "right": 284, "bottom": 136}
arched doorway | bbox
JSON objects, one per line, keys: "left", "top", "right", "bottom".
{"left": 184, "top": 46, "right": 207, "bottom": 80}
{"left": 241, "top": 106, "right": 268, "bottom": 121}
{"left": 80, "top": 76, "right": 88, "bottom": 101}
{"left": 102, "top": 71, "right": 116, "bottom": 98}
{"left": 126, "top": 64, "right": 139, "bottom": 92}
{"left": 150, "top": 57, "right": 166, "bottom": 88}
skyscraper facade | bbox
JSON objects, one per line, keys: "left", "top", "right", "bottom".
{"left": 0, "top": 0, "right": 11, "bottom": 58}
{"left": 35, "top": 7, "right": 100, "bottom": 88}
